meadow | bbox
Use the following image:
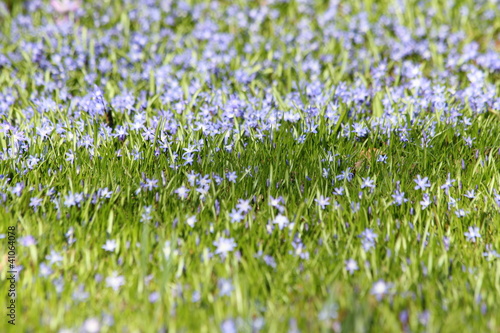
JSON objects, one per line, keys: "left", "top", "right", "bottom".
{"left": 0, "top": 0, "right": 500, "bottom": 332}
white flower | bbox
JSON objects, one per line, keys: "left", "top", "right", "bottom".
{"left": 464, "top": 226, "right": 481, "bottom": 242}
{"left": 345, "top": 259, "right": 359, "bottom": 274}
{"left": 273, "top": 214, "right": 289, "bottom": 230}
{"left": 213, "top": 237, "right": 237, "bottom": 255}
{"left": 218, "top": 278, "right": 233, "bottom": 297}
{"left": 81, "top": 317, "right": 100, "bottom": 333}
{"left": 186, "top": 215, "right": 197, "bottom": 228}
{"left": 102, "top": 239, "right": 117, "bottom": 252}
{"left": 221, "top": 319, "right": 237, "bottom": 333}
{"left": 174, "top": 186, "right": 190, "bottom": 199}
{"left": 315, "top": 195, "right": 330, "bottom": 209}
{"left": 46, "top": 250, "right": 63, "bottom": 265}
{"left": 414, "top": 175, "right": 431, "bottom": 190}
{"left": 105, "top": 272, "right": 125, "bottom": 291}
{"left": 371, "top": 280, "right": 391, "bottom": 300}
{"left": 236, "top": 199, "right": 252, "bottom": 213}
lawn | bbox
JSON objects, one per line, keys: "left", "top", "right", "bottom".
{"left": 0, "top": 0, "right": 499, "bottom": 332}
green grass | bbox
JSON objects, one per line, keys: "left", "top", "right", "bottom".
{"left": 0, "top": 0, "right": 499, "bottom": 332}
{"left": 1, "top": 118, "right": 499, "bottom": 332}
